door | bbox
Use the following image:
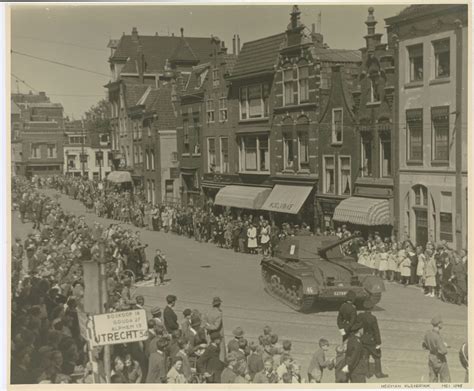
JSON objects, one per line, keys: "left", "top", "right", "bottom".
{"left": 415, "top": 209, "right": 428, "bottom": 247}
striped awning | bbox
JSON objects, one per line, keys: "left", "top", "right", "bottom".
{"left": 333, "top": 197, "right": 391, "bottom": 226}
{"left": 214, "top": 185, "right": 272, "bottom": 210}
{"left": 261, "top": 185, "right": 313, "bottom": 215}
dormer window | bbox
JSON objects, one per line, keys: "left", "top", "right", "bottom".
{"left": 369, "top": 77, "right": 380, "bottom": 103}
{"left": 283, "top": 68, "right": 295, "bottom": 105}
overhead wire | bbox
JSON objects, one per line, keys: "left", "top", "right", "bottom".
{"left": 11, "top": 73, "right": 38, "bottom": 92}
{"left": 13, "top": 35, "right": 108, "bottom": 52}
{"left": 11, "top": 49, "right": 110, "bottom": 77}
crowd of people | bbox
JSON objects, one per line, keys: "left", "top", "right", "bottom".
{"left": 10, "top": 175, "right": 469, "bottom": 384}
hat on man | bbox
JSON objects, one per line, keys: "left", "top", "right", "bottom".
{"left": 346, "top": 290, "right": 356, "bottom": 303}
{"left": 212, "top": 296, "right": 222, "bottom": 306}
{"left": 232, "top": 327, "right": 244, "bottom": 338}
{"left": 431, "top": 316, "right": 443, "bottom": 327}
{"left": 151, "top": 306, "right": 161, "bottom": 316}
{"left": 166, "top": 295, "right": 177, "bottom": 304}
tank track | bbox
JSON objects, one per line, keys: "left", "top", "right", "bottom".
{"left": 261, "top": 266, "right": 314, "bottom": 313}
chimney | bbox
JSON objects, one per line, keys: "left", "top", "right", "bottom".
{"left": 131, "top": 27, "right": 139, "bottom": 42}
{"left": 232, "top": 35, "right": 236, "bottom": 55}
{"left": 236, "top": 34, "right": 241, "bottom": 55}
{"left": 180, "top": 27, "right": 184, "bottom": 38}
{"left": 137, "top": 45, "right": 144, "bottom": 83}
{"left": 219, "top": 41, "right": 227, "bottom": 54}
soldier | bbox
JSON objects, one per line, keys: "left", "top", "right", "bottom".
{"left": 422, "top": 316, "right": 451, "bottom": 382}
{"left": 337, "top": 290, "right": 357, "bottom": 342}
{"left": 357, "top": 298, "right": 388, "bottom": 379}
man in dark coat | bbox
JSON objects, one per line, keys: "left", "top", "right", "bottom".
{"left": 357, "top": 298, "right": 388, "bottom": 379}
{"left": 153, "top": 249, "right": 167, "bottom": 286}
{"left": 343, "top": 321, "right": 367, "bottom": 383}
{"left": 337, "top": 290, "right": 357, "bottom": 342}
{"left": 163, "top": 295, "right": 179, "bottom": 334}
{"left": 146, "top": 337, "right": 169, "bottom": 383}
{"left": 197, "top": 331, "right": 225, "bottom": 383}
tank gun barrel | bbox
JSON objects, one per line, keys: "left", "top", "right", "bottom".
{"left": 317, "top": 234, "right": 361, "bottom": 257}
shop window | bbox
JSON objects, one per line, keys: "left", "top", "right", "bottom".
{"left": 380, "top": 137, "right": 391, "bottom": 177}
{"left": 406, "top": 109, "right": 423, "bottom": 162}
{"left": 360, "top": 136, "right": 372, "bottom": 177}
{"left": 408, "top": 44, "right": 423, "bottom": 82}
{"left": 207, "top": 137, "right": 216, "bottom": 172}
{"left": 206, "top": 99, "right": 215, "bottom": 123}
{"left": 332, "top": 108, "right": 343, "bottom": 144}
{"left": 220, "top": 137, "right": 229, "bottom": 173}
{"left": 298, "top": 64, "right": 309, "bottom": 103}
{"left": 440, "top": 192, "right": 453, "bottom": 242}
{"left": 284, "top": 68, "right": 294, "bottom": 105}
{"left": 339, "top": 156, "right": 351, "bottom": 196}
{"left": 323, "top": 156, "right": 335, "bottom": 194}
{"left": 433, "top": 39, "right": 450, "bottom": 78}
{"left": 239, "top": 135, "right": 269, "bottom": 173}
{"left": 431, "top": 106, "right": 449, "bottom": 162}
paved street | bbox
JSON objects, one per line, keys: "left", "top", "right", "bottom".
{"left": 12, "top": 189, "right": 468, "bottom": 383}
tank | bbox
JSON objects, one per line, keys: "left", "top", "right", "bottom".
{"left": 261, "top": 234, "right": 385, "bottom": 312}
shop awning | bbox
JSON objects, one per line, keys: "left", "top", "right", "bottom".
{"left": 214, "top": 185, "right": 271, "bottom": 209}
{"left": 106, "top": 170, "right": 132, "bottom": 183}
{"left": 261, "top": 185, "right": 313, "bottom": 215}
{"left": 333, "top": 197, "right": 391, "bottom": 226}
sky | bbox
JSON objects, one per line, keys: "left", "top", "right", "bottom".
{"left": 10, "top": 3, "right": 406, "bottom": 119}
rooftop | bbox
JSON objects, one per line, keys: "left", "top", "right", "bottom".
{"left": 312, "top": 48, "right": 362, "bottom": 63}
{"left": 231, "top": 33, "right": 286, "bottom": 78}
{"left": 385, "top": 4, "right": 467, "bottom": 24}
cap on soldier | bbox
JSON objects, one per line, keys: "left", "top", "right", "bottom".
{"left": 431, "top": 316, "right": 443, "bottom": 326}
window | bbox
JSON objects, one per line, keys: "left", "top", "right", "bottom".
{"left": 413, "top": 185, "right": 428, "bottom": 207}
{"left": 206, "top": 100, "right": 215, "bottom": 123}
{"left": 69, "top": 136, "right": 85, "bottom": 144}
{"left": 207, "top": 137, "right": 216, "bottom": 172}
{"left": 361, "top": 136, "right": 373, "bottom": 177}
{"left": 239, "top": 84, "right": 270, "bottom": 120}
{"left": 171, "top": 152, "right": 178, "bottom": 162}
{"left": 380, "top": 137, "right": 392, "bottom": 177}
{"left": 332, "top": 108, "right": 343, "bottom": 144}
{"left": 431, "top": 106, "right": 449, "bottom": 162}
{"left": 298, "top": 65, "right": 309, "bottom": 103}
{"left": 406, "top": 109, "right": 423, "bottom": 161}
{"left": 133, "top": 145, "right": 138, "bottom": 164}
{"left": 339, "top": 156, "right": 351, "bottom": 195}
{"left": 433, "top": 39, "right": 450, "bottom": 78}
{"left": 139, "top": 146, "right": 143, "bottom": 164}
{"left": 408, "top": 44, "right": 423, "bottom": 82}
{"left": 284, "top": 68, "right": 295, "bottom": 105}
{"left": 183, "top": 119, "right": 190, "bottom": 154}
{"left": 145, "top": 150, "right": 149, "bottom": 170}
{"left": 46, "top": 144, "right": 57, "bottom": 158}
{"left": 219, "top": 97, "right": 228, "bottom": 122}
{"left": 165, "top": 180, "right": 174, "bottom": 202}
{"left": 212, "top": 68, "right": 220, "bottom": 87}
{"left": 150, "top": 149, "right": 155, "bottom": 170}
{"left": 370, "top": 78, "right": 380, "bottom": 102}
{"left": 440, "top": 192, "right": 453, "bottom": 242}
{"left": 239, "top": 135, "right": 269, "bottom": 173}
{"left": 194, "top": 119, "right": 201, "bottom": 154}
{"left": 323, "top": 156, "right": 335, "bottom": 194}
{"left": 298, "top": 130, "right": 309, "bottom": 170}
{"left": 220, "top": 137, "right": 229, "bottom": 173}
{"left": 283, "top": 133, "right": 294, "bottom": 170}
{"left": 31, "top": 143, "right": 40, "bottom": 158}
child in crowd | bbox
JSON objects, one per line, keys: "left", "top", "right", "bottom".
{"left": 307, "top": 338, "right": 334, "bottom": 383}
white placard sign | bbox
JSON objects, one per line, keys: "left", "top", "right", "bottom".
{"left": 88, "top": 309, "right": 148, "bottom": 347}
